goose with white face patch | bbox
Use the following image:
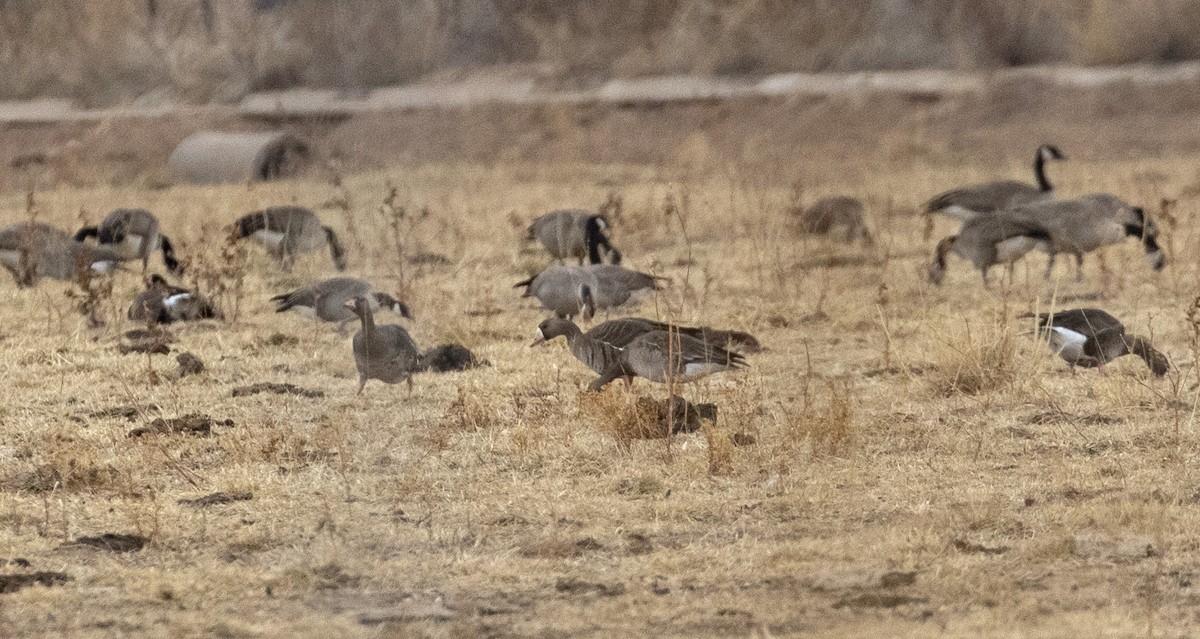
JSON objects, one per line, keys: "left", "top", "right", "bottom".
{"left": 271, "top": 277, "right": 411, "bottom": 331}
{"left": 924, "top": 144, "right": 1066, "bottom": 223}
{"left": 928, "top": 214, "right": 1053, "bottom": 286}
{"left": 0, "top": 222, "right": 123, "bottom": 288}
{"left": 74, "top": 208, "right": 182, "bottom": 275}
{"left": 527, "top": 209, "right": 621, "bottom": 265}
{"left": 128, "top": 274, "right": 219, "bottom": 324}
{"left": 1003, "top": 193, "right": 1166, "bottom": 280}
{"left": 231, "top": 206, "right": 347, "bottom": 271}
{"left": 1025, "top": 308, "right": 1169, "bottom": 376}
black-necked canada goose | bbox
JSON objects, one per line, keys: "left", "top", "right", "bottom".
{"left": 796, "top": 196, "right": 873, "bottom": 246}
{"left": 924, "top": 144, "right": 1066, "bottom": 222}
{"left": 0, "top": 222, "right": 123, "bottom": 287}
{"left": 74, "top": 208, "right": 182, "bottom": 274}
{"left": 1004, "top": 193, "right": 1165, "bottom": 280}
{"left": 128, "top": 274, "right": 219, "bottom": 324}
{"left": 231, "top": 206, "right": 346, "bottom": 271}
{"left": 929, "top": 215, "right": 1053, "bottom": 286}
{"left": 532, "top": 317, "right": 759, "bottom": 388}
{"left": 527, "top": 209, "right": 622, "bottom": 265}
{"left": 590, "top": 329, "right": 747, "bottom": 391}
{"left": 345, "top": 296, "right": 420, "bottom": 394}
{"left": 1025, "top": 308, "right": 1169, "bottom": 376}
{"left": 515, "top": 264, "right": 663, "bottom": 320}
{"left": 271, "top": 277, "right": 411, "bottom": 329}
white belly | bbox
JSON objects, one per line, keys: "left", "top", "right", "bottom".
{"left": 90, "top": 260, "right": 119, "bottom": 274}
{"left": 995, "top": 237, "right": 1041, "bottom": 264}
{"left": 251, "top": 230, "right": 286, "bottom": 251}
{"left": 681, "top": 362, "right": 726, "bottom": 380}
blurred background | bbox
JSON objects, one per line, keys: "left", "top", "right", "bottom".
{"left": 3, "top": 0, "right": 1200, "bottom": 106}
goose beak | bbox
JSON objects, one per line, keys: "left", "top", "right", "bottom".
{"left": 343, "top": 299, "right": 356, "bottom": 310}
{"left": 530, "top": 328, "right": 546, "bottom": 347}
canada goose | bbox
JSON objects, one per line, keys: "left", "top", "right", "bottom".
{"left": 590, "top": 329, "right": 747, "bottom": 391}
{"left": 231, "top": 206, "right": 346, "bottom": 271}
{"left": 1004, "top": 193, "right": 1165, "bottom": 280}
{"left": 128, "top": 274, "right": 219, "bottom": 324}
{"left": 74, "top": 208, "right": 181, "bottom": 274}
{"left": 795, "top": 196, "right": 873, "bottom": 246}
{"left": 532, "top": 317, "right": 759, "bottom": 387}
{"left": 928, "top": 215, "right": 1053, "bottom": 286}
{"left": 345, "top": 296, "right": 420, "bottom": 394}
{"left": 527, "top": 209, "right": 621, "bottom": 264}
{"left": 1025, "top": 308, "right": 1169, "bottom": 376}
{"left": 924, "top": 145, "right": 1066, "bottom": 222}
{"left": 271, "top": 277, "right": 411, "bottom": 330}
{"left": 0, "top": 223, "right": 123, "bottom": 287}
{"left": 514, "top": 264, "right": 663, "bottom": 319}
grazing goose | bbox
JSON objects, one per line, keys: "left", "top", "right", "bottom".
{"left": 345, "top": 296, "right": 420, "bottom": 394}
{"left": 74, "top": 208, "right": 181, "bottom": 274}
{"left": 231, "top": 206, "right": 347, "bottom": 271}
{"left": 928, "top": 215, "right": 1053, "bottom": 286}
{"left": 1025, "top": 308, "right": 1169, "bottom": 376}
{"left": 590, "top": 329, "right": 747, "bottom": 391}
{"left": 271, "top": 277, "right": 411, "bottom": 329}
{"left": 796, "top": 196, "right": 873, "bottom": 246}
{"left": 532, "top": 317, "right": 759, "bottom": 386}
{"left": 527, "top": 209, "right": 622, "bottom": 264}
{"left": 1004, "top": 193, "right": 1165, "bottom": 280}
{"left": 924, "top": 144, "right": 1066, "bottom": 222}
{"left": 0, "top": 223, "right": 123, "bottom": 287}
{"left": 515, "top": 265, "right": 663, "bottom": 319}
{"left": 128, "top": 274, "right": 219, "bottom": 324}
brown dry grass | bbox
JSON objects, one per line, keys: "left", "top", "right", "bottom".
{"left": 3, "top": 92, "right": 1200, "bottom": 637}
{"left": 7, "top": 0, "right": 1200, "bottom": 105}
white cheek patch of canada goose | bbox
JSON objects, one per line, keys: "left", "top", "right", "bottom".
{"left": 1048, "top": 327, "right": 1088, "bottom": 359}
{"left": 162, "top": 293, "right": 192, "bottom": 311}
{"left": 251, "top": 230, "right": 286, "bottom": 250}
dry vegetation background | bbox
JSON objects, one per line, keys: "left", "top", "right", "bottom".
{"left": 5, "top": 0, "right": 1200, "bottom": 105}
{"left": 0, "top": 75, "right": 1199, "bottom": 636}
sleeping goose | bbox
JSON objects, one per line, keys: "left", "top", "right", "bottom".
{"left": 924, "top": 144, "right": 1066, "bottom": 223}
{"left": 796, "top": 196, "right": 873, "bottom": 246}
{"left": 928, "top": 214, "right": 1053, "bottom": 286}
{"left": 1025, "top": 308, "right": 1169, "bottom": 376}
{"left": 128, "top": 274, "right": 219, "bottom": 324}
{"left": 533, "top": 316, "right": 758, "bottom": 376}
{"left": 74, "top": 208, "right": 182, "bottom": 274}
{"left": 271, "top": 277, "right": 411, "bottom": 330}
{"left": 527, "top": 209, "right": 621, "bottom": 264}
{"left": 231, "top": 206, "right": 347, "bottom": 271}
{"left": 345, "top": 296, "right": 420, "bottom": 394}
{"left": 0, "top": 222, "right": 123, "bottom": 288}
{"left": 515, "top": 265, "right": 663, "bottom": 319}
{"left": 1003, "top": 193, "right": 1165, "bottom": 280}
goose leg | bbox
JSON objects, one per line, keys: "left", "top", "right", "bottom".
{"left": 356, "top": 377, "right": 367, "bottom": 395}
{"left": 1045, "top": 252, "right": 1057, "bottom": 280}
{"left": 406, "top": 375, "right": 414, "bottom": 395}
{"left": 1074, "top": 253, "right": 1084, "bottom": 282}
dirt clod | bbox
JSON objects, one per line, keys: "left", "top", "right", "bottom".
{"left": 128, "top": 413, "right": 233, "bottom": 437}
{"left": 555, "top": 578, "right": 626, "bottom": 597}
{"left": 232, "top": 382, "right": 325, "bottom": 398}
{"left": 170, "top": 352, "right": 205, "bottom": 379}
{"left": 64, "top": 533, "right": 148, "bottom": 553}
{"left": 0, "top": 571, "right": 71, "bottom": 593}
{"left": 178, "top": 491, "right": 253, "bottom": 507}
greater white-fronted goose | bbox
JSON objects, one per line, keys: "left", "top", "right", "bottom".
{"left": 0, "top": 222, "right": 123, "bottom": 287}
{"left": 527, "top": 209, "right": 621, "bottom": 264}
{"left": 128, "top": 274, "right": 219, "bottom": 324}
{"left": 346, "top": 296, "right": 420, "bottom": 394}
{"left": 231, "top": 206, "right": 346, "bottom": 271}
{"left": 271, "top": 277, "right": 411, "bottom": 329}
{"left": 1004, "top": 193, "right": 1165, "bottom": 280}
{"left": 74, "top": 208, "right": 182, "bottom": 274}
{"left": 532, "top": 316, "right": 759, "bottom": 383}
{"left": 928, "top": 214, "right": 1053, "bottom": 286}
{"left": 796, "top": 196, "right": 873, "bottom": 246}
{"left": 1025, "top": 308, "right": 1169, "bottom": 376}
{"left": 924, "top": 144, "right": 1066, "bottom": 222}
{"left": 515, "top": 265, "right": 663, "bottom": 319}
{"left": 591, "top": 329, "right": 747, "bottom": 391}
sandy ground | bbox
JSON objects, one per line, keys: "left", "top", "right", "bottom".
{"left": 0, "top": 72, "right": 1198, "bottom": 637}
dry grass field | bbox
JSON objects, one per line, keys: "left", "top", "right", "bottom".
{"left": 4, "top": 90, "right": 1200, "bottom": 637}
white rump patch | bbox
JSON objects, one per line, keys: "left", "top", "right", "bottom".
{"left": 994, "top": 236, "right": 1042, "bottom": 264}
{"left": 682, "top": 362, "right": 726, "bottom": 380}
{"left": 939, "top": 205, "right": 981, "bottom": 221}
{"left": 1048, "top": 326, "right": 1088, "bottom": 361}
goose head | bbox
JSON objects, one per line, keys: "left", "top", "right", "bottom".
{"left": 531, "top": 317, "right": 578, "bottom": 347}
{"left": 373, "top": 292, "right": 414, "bottom": 320}
{"left": 1039, "top": 145, "right": 1066, "bottom": 162}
